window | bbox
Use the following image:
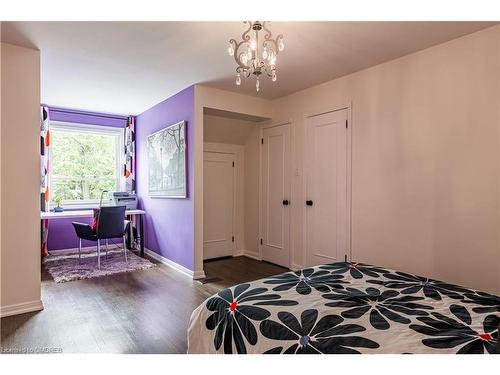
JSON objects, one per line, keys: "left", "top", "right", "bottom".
{"left": 50, "top": 122, "right": 124, "bottom": 208}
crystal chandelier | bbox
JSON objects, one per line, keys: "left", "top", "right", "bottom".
{"left": 227, "top": 21, "right": 284, "bottom": 92}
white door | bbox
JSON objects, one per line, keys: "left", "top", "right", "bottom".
{"left": 261, "top": 124, "right": 291, "bottom": 268}
{"left": 305, "top": 109, "right": 348, "bottom": 266}
{"left": 203, "top": 152, "right": 234, "bottom": 260}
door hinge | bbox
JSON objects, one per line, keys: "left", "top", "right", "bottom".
{"left": 344, "top": 254, "right": 348, "bottom": 262}
{"left": 260, "top": 238, "right": 263, "bottom": 245}
{"left": 232, "top": 161, "right": 234, "bottom": 167}
{"left": 261, "top": 138, "right": 264, "bottom": 144}
{"left": 232, "top": 236, "right": 234, "bottom": 243}
{"left": 345, "top": 120, "right": 348, "bottom": 128}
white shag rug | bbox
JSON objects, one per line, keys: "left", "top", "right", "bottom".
{"left": 43, "top": 247, "right": 156, "bottom": 283}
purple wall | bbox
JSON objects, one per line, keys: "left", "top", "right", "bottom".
{"left": 135, "top": 86, "right": 195, "bottom": 271}
{"left": 48, "top": 217, "right": 95, "bottom": 250}
{"left": 47, "top": 106, "right": 129, "bottom": 251}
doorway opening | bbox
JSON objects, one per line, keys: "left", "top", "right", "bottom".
{"left": 202, "top": 108, "right": 268, "bottom": 268}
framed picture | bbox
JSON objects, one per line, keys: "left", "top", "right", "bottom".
{"left": 147, "top": 121, "right": 187, "bottom": 198}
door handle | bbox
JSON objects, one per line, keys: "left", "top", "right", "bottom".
{"left": 306, "top": 200, "right": 313, "bottom": 206}
{"left": 282, "top": 199, "right": 289, "bottom": 206}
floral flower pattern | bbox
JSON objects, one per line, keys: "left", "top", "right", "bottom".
{"left": 204, "top": 283, "right": 298, "bottom": 353}
{"left": 322, "top": 287, "right": 433, "bottom": 330}
{"left": 259, "top": 309, "right": 379, "bottom": 354}
{"left": 319, "top": 261, "right": 389, "bottom": 279}
{"left": 410, "top": 304, "right": 499, "bottom": 354}
{"left": 189, "top": 262, "right": 500, "bottom": 354}
{"left": 462, "top": 291, "right": 500, "bottom": 314}
{"left": 368, "top": 271, "right": 471, "bottom": 300}
{"left": 263, "top": 268, "right": 347, "bottom": 295}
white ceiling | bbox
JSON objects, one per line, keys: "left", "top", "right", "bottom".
{"left": 1, "top": 21, "right": 496, "bottom": 115}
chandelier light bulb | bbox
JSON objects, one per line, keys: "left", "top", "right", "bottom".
{"left": 236, "top": 74, "right": 241, "bottom": 86}
{"left": 262, "top": 47, "right": 268, "bottom": 60}
{"left": 227, "top": 44, "right": 234, "bottom": 56}
{"left": 278, "top": 39, "right": 285, "bottom": 51}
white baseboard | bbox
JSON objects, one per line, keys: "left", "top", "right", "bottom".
{"left": 233, "top": 249, "right": 244, "bottom": 257}
{"left": 1, "top": 300, "right": 44, "bottom": 318}
{"left": 193, "top": 270, "right": 207, "bottom": 280}
{"left": 144, "top": 248, "right": 196, "bottom": 278}
{"left": 242, "top": 250, "right": 261, "bottom": 261}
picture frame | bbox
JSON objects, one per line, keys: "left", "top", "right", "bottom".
{"left": 147, "top": 120, "right": 187, "bottom": 198}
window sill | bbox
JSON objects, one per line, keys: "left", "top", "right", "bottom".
{"left": 50, "top": 203, "right": 113, "bottom": 211}
{"left": 51, "top": 207, "right": 97, "bottom": 213}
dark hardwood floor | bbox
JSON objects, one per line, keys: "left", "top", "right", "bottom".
{"left": 0, "top": 256, "right": 286, "bottom": 354}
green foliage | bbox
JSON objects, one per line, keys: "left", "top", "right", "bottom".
{"left": 51, "top": 130, "right": 117, "bottom": 202}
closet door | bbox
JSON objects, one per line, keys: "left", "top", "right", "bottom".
{"left": 203, "top": 152, "right": 234, "bottom": 260}
{"left": 305, "top": 109, "right": 348, "bottom": 266}
{"left": 261, "top": 124, "right": 291, "bottom": 268}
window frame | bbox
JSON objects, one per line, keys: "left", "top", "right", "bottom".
{"left": 49, "top": 121, "right": 125, "bottom": 209}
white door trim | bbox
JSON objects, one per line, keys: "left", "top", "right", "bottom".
{"left": 260, "top": 118, "right": 293, "bottom": 130}
{"left": 302, "top": 103, "right": 352, "bottom": 267}
{"left": 203, "top": 145, "right": 240, "bottom": 258}
{"left": 258, "top": 122, "right": 293, "bottom": 267}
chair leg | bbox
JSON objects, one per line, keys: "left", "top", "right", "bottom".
{"left": 97, "top": 239, "right": 101, "bottom": 269}
{"left": 123, "top": 235, "right": 127, "bottom": 263}
{"left": 78, "top": 238, "right": 82, "bottom": 262}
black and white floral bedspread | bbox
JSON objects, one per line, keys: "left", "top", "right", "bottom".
{"left": 187, "top": 262, "right": 500, "bottom": 354}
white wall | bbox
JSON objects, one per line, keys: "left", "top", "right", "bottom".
{"left": 243, "top": 125, "right": 261, "bottom": 257}
{"left": 195, "top": 27, "right": 500, "bottom": 294}
{"left": 271, "top": 26, "right": 500, "bottom": 294}
{"left": 0, "top": 43, "right": 42, "bottom": 317}
{"left": 204, "top": 114, "right": 256, "bottom": 145}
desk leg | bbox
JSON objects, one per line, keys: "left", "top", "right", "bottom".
{"left": 126, "top": 214, "right": 132, "bottom": 250}
{"left": 139, "top": 214, "right": 144, "bottom": 257}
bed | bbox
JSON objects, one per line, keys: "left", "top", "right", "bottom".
{"left": 188, "top": 261, "right": 499, "bottom": 354}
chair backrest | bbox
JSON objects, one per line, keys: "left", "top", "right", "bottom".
{"left": 96, "top": 205, "right": 127, "bottom": 239}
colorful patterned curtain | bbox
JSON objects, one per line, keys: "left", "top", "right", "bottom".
{"left": 124, "top": 116, "right": 136, "bottom": 193}
{"left": 40, "top": 106, "right": 51, "bottom": 257}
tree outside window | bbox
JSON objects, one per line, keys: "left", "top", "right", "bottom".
{"left": 51, "top": 126, "right": 120, "bottom": 205}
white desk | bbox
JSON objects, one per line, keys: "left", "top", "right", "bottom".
{"left": 41, "top": 209, "right": 145, "bottom": 219}
{"left": 41, "top": 209, "right": 146, "bottom": 256}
